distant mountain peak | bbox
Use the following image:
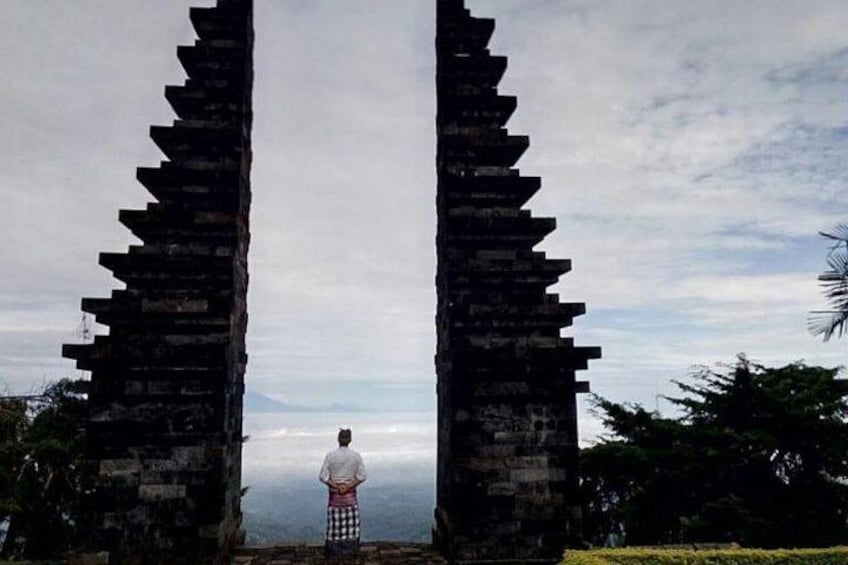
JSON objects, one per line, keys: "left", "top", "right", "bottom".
{"left": 243, "top": 390, "right": 366, "bottom": 413}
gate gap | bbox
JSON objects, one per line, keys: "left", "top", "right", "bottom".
{"left": 242, "top": 0, "right": 438, "bottom": 545}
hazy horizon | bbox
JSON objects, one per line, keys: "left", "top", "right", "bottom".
{"left": 241, "top": 410, "right": 436, "bottom": 544}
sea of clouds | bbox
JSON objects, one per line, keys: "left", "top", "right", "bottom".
{"left": 240, "top": 411, "right": 436, "bottom": 544}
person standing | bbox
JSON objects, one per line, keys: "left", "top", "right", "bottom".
{"left": 319, "top": 428, "right": 367, "bottom": 557}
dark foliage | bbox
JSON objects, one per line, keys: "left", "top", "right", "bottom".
{"left": 0, "top": 379, "right": 86, "bottom": 559}
{"left": 581, "top": 356, "right": 848, "bottom": 548}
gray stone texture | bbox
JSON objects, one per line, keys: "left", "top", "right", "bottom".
{"left": 434, "top": 0, "right": 600, "bottom": 560}
{"left": 63, "top": 0, "right": 254, "bottom": 562}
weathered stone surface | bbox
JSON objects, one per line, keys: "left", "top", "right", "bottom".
{"left": 232, "top": 543, "right": 448, "bottom": 565}
{"left": 98, "top": 458, "right": 139, "bottom": 477}
{"left": 63, "top": 0, "right": 253, "bottom": 562}
{"left": 435, "top": 0, "right": 600, "bottom": 560}
{"left": 67, "top": 551, "right": 110, "bottom": 565}
{"left": 138, "top": 484, "right": 188, "bottom": 500}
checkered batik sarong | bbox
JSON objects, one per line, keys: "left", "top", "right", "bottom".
{"left": 326, "top": 504, "right": 360, "bottom": 541}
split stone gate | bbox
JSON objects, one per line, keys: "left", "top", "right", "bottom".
{"left": 63, "top": 0, "right": 599, "bottom": 562}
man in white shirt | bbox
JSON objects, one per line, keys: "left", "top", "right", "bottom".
{"left": 319, "top": 428, "right": 367, "bottom": 557}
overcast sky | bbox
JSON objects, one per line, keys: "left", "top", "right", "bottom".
{"left": 2, "top": 1, "right": 848, "bottom": 438}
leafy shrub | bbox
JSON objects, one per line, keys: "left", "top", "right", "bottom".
{"left": 0, "top": 379, "right": 86, "bottom": 559}
{"left": 562, "top": 547, "right": 848, "bottom": 565}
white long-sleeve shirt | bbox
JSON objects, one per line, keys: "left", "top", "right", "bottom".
{"left": 319, "top": 446, "right": 367, "bottom": 484}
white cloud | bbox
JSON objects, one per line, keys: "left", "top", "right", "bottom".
{"left": 0, "top": 1, "right": 846, "bottom": 446}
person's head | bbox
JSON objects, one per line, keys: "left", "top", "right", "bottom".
{"left": 338, "top": 428, "right": 352, "bottom": 447}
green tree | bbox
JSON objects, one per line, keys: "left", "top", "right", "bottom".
{"left": 0, "top": 379, "right": 86, "bottom": 559}
{"left": 810, "top": 222, "right": 848, "bottom": 340}
{"left": 580, "top": 357, "right": 848, "bottom": 548}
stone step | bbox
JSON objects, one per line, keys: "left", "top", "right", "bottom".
{"left": 442, "top": 175, "right": 541, "bottom": 208}
{"left": 438, "top": 53, "right": 508, "bottom": 90}
{"left": 439, "top": 93, "right": 517, "bottom": 128}
{"left": 441, "top": 131, "right": 529, "bottom": 168}
{"left": 445, "top": 215, "right": 557, "bottom": 249}
{"left": 150, "top": 121, "right": 241, "bottom": 162}
{"left": 437, "top": 16, "right": 495, "bottom": 55}
{"left": 137, "top": 162, "right": 242, "bottom": 205}
{"left": 189, "top": 6, "right": 251, "bottom": 42}
{"left": 177, "top": 43, "right": 246, "bottom": 81}
{"left": 164, "top": 83, "right": 245, "bottom": 120}
{"left": 233, "top": 543, "right": 448, "bottom": 565}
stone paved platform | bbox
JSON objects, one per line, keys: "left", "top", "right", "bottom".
{"left": 233, "top": 543, "right": 448, "bottom": 565}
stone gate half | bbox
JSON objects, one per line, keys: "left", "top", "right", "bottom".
{"left": 434, "top": 0, "right": 600, "bottom": 561}
{"left": 63, "top": 0, "right": 599, "bottom": 562}
{"left": 63, "top": 0, "right": 253, "bottom": 562}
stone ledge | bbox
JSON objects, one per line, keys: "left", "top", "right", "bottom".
{"left": 233, "top": 543, "right": 447, "bottom": 564}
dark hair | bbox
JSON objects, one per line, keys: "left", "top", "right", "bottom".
{"left": 338, "top": 428, "right": 352, "bottom": 446}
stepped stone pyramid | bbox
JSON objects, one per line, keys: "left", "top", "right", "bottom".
{"left": 63, "top": 0, "right": 254, "bottom": 561}
{"left": 434, "top": 0, "right": 601, "bottom": 561}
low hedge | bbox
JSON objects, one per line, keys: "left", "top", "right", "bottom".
{"left": 561, "top": 547, "right": 848, "bottom": 565}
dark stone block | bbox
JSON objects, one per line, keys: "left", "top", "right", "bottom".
{"left": 435, "top": 0, "right": 599, "bottom": 560}
{"left": 63, "top": 0, "right": 253, "bottom": 561}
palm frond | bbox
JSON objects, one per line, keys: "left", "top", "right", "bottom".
{"left": 821, "top": 284, "right": 848, "bottom": 305}
{"left": 819, "top": 221, "right": 848, "bottom": 242}
{"left": 808, "top": 311, "right": 848, "bottom": 341}
{"left": 811, "top": 223, "right": 848, "bottom": 342}
{"left": 825, "top": 247, "right": 848, "bottom": 274}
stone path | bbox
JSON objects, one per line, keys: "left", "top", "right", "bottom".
{"left": 233, "top": 543, "right": 448, "bottom": 565}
